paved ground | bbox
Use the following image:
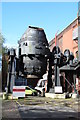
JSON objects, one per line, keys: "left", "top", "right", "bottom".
{"left": 2, "top": 96, "right": 80, "bottom": 120}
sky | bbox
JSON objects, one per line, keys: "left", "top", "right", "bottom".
{"left": 2, "top": 2, "right": 78, "bottom": 48}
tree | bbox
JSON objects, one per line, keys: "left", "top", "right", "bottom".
{"left": 0, "top": 33, "right": 5, "bottom": 55}
{"left": 0, "top": 33, "right": 4, "bottom": 92}
{"left": 2, "top": 54, "right": 8, "bottom": 91}
{"left": 0, "top": 33, "right": 8, "bottom": 91}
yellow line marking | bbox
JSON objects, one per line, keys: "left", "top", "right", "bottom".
{"left": 16, "top": 100, "right": 22, "bottom": 106}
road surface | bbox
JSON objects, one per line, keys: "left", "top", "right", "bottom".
{"left": 2, "top": 96, "right": 80, "bottom": 120}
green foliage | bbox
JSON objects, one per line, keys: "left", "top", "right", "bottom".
{"left": 0, "top": 33, "right": 7, "bottom": 91}
{"left": 2, "top": 54, "right": 8, "bottom": 91}
{"left": 0, "top": 33, "right": 5, "bottom": 55}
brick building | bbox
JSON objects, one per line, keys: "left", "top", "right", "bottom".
{"left": 49, "top": 16, "right": 80, "bottom": 94}
{"left": 49, "top": 17, "right": 79, "bottom": 58}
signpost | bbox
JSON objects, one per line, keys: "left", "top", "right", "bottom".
{"left": 13, "top": 86, "right": 25, "bottom": 98}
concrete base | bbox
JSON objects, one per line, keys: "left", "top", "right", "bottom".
{"left": 45, "top": 93, "right": 66, "bottom": 99}
{"left": 3, "top": 92, "right": 8, "bottom": 99}
{"left": 54, "top": 86, "right": 62, "bottom": 93}
{"left": 3, "top": 93, "right": 18, "bottom": 100}
{"left": 72, "top": 93, "right": 78, "bottom": 98}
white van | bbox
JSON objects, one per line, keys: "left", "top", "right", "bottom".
{"left": 35, "top": 79, "right": 47, "bottom": 96}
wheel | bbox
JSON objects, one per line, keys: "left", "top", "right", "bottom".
{"left": 41, "top": 90, "right": 45, "bottom": 97}
{"left": 37, "top": 91, "right": 41, "bottom": 97}
{"left": 32, "top": 92, "right": 35, "bottom": 96}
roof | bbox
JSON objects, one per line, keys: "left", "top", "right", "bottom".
{"left": 49, "top": 17, "right": 78, "bottom": 46}
{"left": 60, "top": 61, "right": 80, "bottom": 71}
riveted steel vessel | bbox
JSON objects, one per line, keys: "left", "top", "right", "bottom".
{"left": 18, "top": 26, "right": 50, "bottom": 78}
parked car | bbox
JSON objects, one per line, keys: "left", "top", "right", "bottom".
{"left": 35, "top": 79, "right": 47, "bottom": 97}
{"left": 25, "top": 86, "right": 37, "bottom": 96}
